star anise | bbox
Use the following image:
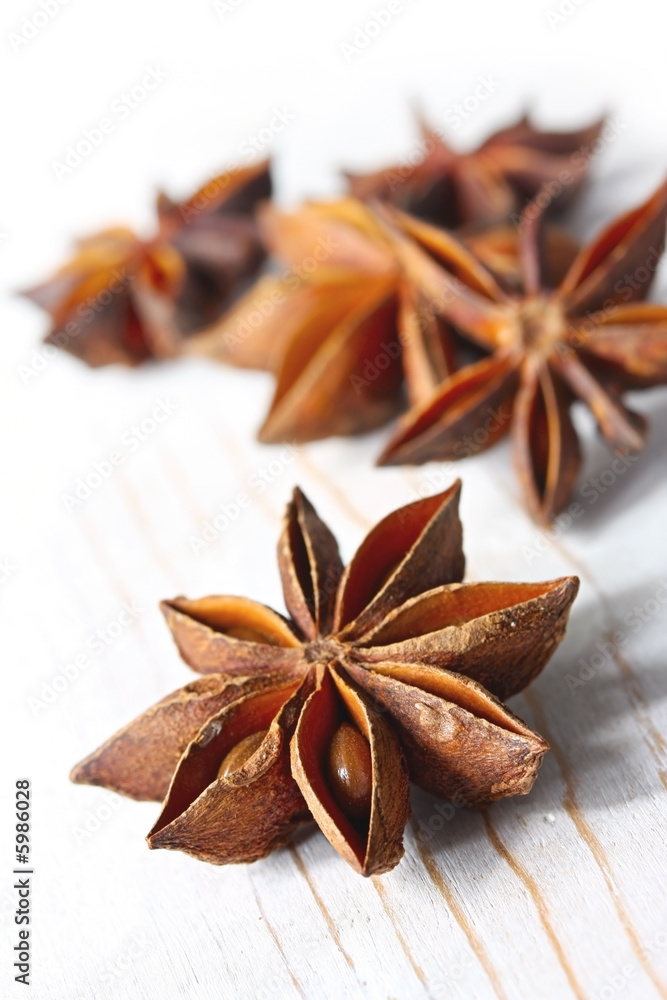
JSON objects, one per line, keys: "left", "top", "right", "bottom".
{"left": 23, "top": 161, "right": 271, "bottom": 366}
{"left": 346, "top": 114, "right": 604, "bottom": 228}
{"left": 187, "top": 196, "right": 458, "bottom": 432}
{"left": 376, "top": 180, "right": 667, "bottom": 523}
{"left": 71, "top": 482, "right": 579, "bottom": 876}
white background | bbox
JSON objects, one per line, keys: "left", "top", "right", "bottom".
{"left": 1, "top": 1, "right": 667, "bottom": 998}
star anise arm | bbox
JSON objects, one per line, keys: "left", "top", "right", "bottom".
{"left": 511, "top": 360, "right": 582, "bottom": 522}
{"left": 570, "top": 304, "right": 667, "bottom": 385}
{"left": 516, "top": 202, "right": 543, "bottom": 296}
{"left": 334, "top": 482, "right": 465, "bottom": 639}
{"left": 260, "top": 200, "right": 396, "bottom": 274}
{"left": 559, "top": 179, "right": 667, "bottom": 314}
{"left": 183, "top": 275, "right": 317, "bottom": 371}
{"left": 160, "top": 596, "right": 304, "bottom": 675}
{"left": 481, "top": 115, "right": 604, "bottom": 156}
{"left": 552, "top": 349, "right": 647, "bottom": 451}
{"left": 278, "top": 487, "right": 344, "bottom": 639}
{"left": 397, "top": 279, "right": 457, "bottom": 405}
{"left": 23, "top": 228, "right": 186, "bottom": 365}
{"left": 451, "top": 157, "right": 517, "bottom": 226}
{"left": 147, "top": 676, "right": 311, "bottom": 865}
{"left": 290, "top": 666, "right": 410, "bottom": 876}
{"left": 376, "top": 353, "right": 519, "bottom": 468}
{"left": 350, "top": 577, "right": 579, "bottom": 701}
{"left": 343, "top": 661, "right": 548, "bottom": 806}
{"left": 157, "top": 160, "right": 271, "bottom": 233}
{"left": 70, "top": 674, "right": 289, "bottom": 801}
{"left": 131, "top": 279, "right": 183, "bottom": 359}
{"left": 377, "top": 205, "right": 512, "bottom": 335}
{"left": 258, "top": 276, "right": 402, "bottom": 443}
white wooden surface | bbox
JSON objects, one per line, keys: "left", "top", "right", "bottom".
{"left": 2, "top": 2, "right": 667, "bottom": 998}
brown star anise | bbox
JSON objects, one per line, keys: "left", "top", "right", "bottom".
{"left": 377, "top": 180, "right": 667, "bottom": 523}
{"left": 187, "top": 196, "right": 458, "bottom": 433}
{"left": 345, "top": 114, "right": 604, "bottom": 228}
{"left": 23, "top": 161, "right": 271, "bottom": 367}
{"left": 71, "top": 482, "right": 579, "bottom": 876}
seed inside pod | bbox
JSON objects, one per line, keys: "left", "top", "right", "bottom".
{"left": 217, "top": 730, "right": 268, "bottom": 779}
{"left": 326, "top": 721, "right": 373, "bottom": 824}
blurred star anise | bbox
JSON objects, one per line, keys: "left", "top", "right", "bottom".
{"left": 187, "top": 197, "right": 458, "bottom": 436}
{"left": 346, "top": 114, "right": 605, "bottom": 228}
{"left": 71, "top": 482, "right": 578, "bottom": 876}
{"left": 376, "top": 180, "right": 667, "bottom": 522}
{"left": 23, "top": 161, "right": 271, "bottom": 367}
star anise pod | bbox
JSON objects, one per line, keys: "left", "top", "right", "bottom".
{"left": 71, "top": 482, "right": 579, "bottom": 876}
{"left": 23, "top": 161, "right": 271, "bottom": 366}
{"left": 346, "top": 114, "right": 604, "bottom": 228}
{"left": 187, "top": 197, "right": 458, "bottom": 433}
{"left": 156, "top": 158, "right": 271, "bottom": 333}
{"left": 461, "top": 222, "right": 580, "bottom": 293}
{"left": 376, "top": 180, "right": 667, "bottom": 523}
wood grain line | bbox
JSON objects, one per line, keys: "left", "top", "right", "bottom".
{"left": 371, "top": 877, "right": 429, "bottom": 994}
{"left": 76, "top": 510, "right": 148, "bottom": 647}
{"left": 295, "top": 449, "right": 372, "bottom": 530}
{"left": 214, "top": 427, "right": 281, "bottom": 524}
{"left": 553, "top": 535, "right": 667, "bottom": 787}
{"left": 159, "top": 448, "right": 212, "bottom": 527}
{"left": 412, "top": 830, "right": 510, "bottom": 1000}
{"left": 505, "top": 497, "right": 667, "bottom": 789}
{"left": 250, "top": 880, "right": 306, "bottom": 997}
{"left": 482, "top": 812, "right": 586, "bottom": 1000}
{"left": 524, "top": 689, "right": 667, "bottom": 999}
{"left": 288, "top": 844, "right": 356, "bottom": 973}
{"left": 115, "top": 470, "right": 183, "bottom": 589}
{"left": 612, "top": 647, "right": 667, "bottom": 773}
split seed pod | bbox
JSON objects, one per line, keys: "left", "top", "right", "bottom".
{"left": 71, "top": 482, "right": 579, "bottom": 875}
{"left": 23, "top": 161, "right": 271, "bottom": 366}
{"left": 376, "top": 180, "right": 667, "bottom": 523}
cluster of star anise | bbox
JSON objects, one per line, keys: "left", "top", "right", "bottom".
{"left": 72, "top": 483, "right": 579, "bottom": 876}
{"left": 24, "top": 160, "right": 271, "bottom": 365}
{"left": 25, "top": 113, "right": 667, "bottom": 521}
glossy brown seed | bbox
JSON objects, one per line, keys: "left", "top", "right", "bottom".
{"left": 217, "top": 730, "right": 268, "bottom": 779}
{"left": 327, "top": 722, "right": 373, "bottom": 823}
